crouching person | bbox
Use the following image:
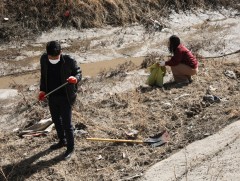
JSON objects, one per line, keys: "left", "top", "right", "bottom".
{"left": 159, "top": 35, "right": 198, "bottom": 86}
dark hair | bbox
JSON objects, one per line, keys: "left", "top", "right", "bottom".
{"left": 168, "top": 35, "right": 180, "bottom": 54}
{"left": 46, "top": 41, "right": 61, "bottom": 56}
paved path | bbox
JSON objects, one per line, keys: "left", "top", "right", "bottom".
{"left": 140, "top": 120, "right": 240, "bottom": 181}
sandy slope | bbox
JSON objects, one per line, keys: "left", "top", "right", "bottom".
{"left": 140, "top": 120, "right": 240, "bottom": 181}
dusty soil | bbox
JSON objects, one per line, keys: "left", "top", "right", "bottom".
{"left": 0, "top": 5, "right": 240, "bottom": 181}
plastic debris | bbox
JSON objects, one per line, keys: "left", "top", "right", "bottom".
{"left": 224, "top": 70, "right": 237, "bottom": 79}
{"left": 203, "top": 94, "right": 221, "bottom": 103}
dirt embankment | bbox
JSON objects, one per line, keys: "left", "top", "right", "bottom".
{"left": 1, "top": 0, "right": 239, "bottom": 42}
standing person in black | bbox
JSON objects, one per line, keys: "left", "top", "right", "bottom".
{"left": 38, "top": 41, "right": 82, "bottom": 160}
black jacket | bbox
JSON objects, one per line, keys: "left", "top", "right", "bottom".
{"left": 40, "top": 53, "right": 82, "bottom": 105}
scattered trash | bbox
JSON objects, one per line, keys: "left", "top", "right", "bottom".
{"left": 149, "top": 18, "right": 163, "bottom": 31}
{"left": 206, "top": 85, "right": 218, "bottom": 95}
{"left": 125, "top": 129, "right": 139, "bottom": 139}
{"left": 174, "top": 93, "right": 190, "bottom": 100}
{"left": 224, "top": 70, "right": 237, "bottom": 79}
{"left": 19, "top": 118, "right": 53, "bottom": 137}
{"left": 74, "top": 122, "right": 88, "bottom": 136}
{"left": 162, "top": 102, "right": 172, "bottom": 109}
{"left": 122, "top": 152, "right": 126, "bottom": 158}
{"left": 203, "top": 94, "right": 221, "bottom": 103}
{"left": 209, "top": 85, "right": 217, "bottom": 91}
{"left": 203, "top": 133, "right": 211, "bottom": 137}
{"left": 60, "top": 39, "right": 67, "bottom": 43}
{"left": 74, "top": 129, "right": 88, "bottom": 136}
{"left": 120, "top": 173, "right": 143, "bottom": 181}
{"left": 12, "top": 128, "right": 20, "bottom": 132}
{"left": 96, "top": 155, "right": 103, "bottom": 160}
{"left": 3, "top": 17, "right": 9, "bottom": 21}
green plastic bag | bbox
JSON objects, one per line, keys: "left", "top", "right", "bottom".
{"left": 146, "top": 63, "right": 166, "bottom": 87}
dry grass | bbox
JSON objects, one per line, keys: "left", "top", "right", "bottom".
{"left": 0, "top": 1, "right": 5, "bottom": 17}
{"left": 0, "top": 56, "right": 239, "bottom": 180}
{"left": 1, "top": 0, "right": 239, "bottom": 42}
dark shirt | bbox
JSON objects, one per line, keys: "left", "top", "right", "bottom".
{"left": 47, "top": 59, "right": 66, "bottom": 97}
{"left": 40, "top": 53, "right": 82, "bottom": 105}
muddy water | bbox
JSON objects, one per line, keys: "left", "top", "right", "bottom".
{"left": 0, "top": 57, "right": 144, "bottom": 89}
{"left": 1, "top": 11, "right": 239, "bottom": 89}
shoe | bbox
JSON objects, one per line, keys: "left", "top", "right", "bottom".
{"left": 163, "top": 81, "right": 176, "bottom": 88}
{"left": 178, "top": 79, "right": 190, "bottom": 84}
{"left": 164, "top": 80, "right": 189, "bottom": 89}
{"left": 188, "top": 77, "right": 193, "bottom": 83}
{"left": 186, "top": 75, "right": 193, "bottom": 83}
{"left": 174, "top": 82, "right": 189, "bottom": 88}
{"left": 50, "top": 141, "right": 67, "bottom": 150}
{"left": 64, "top": 149, "right": 74, "bottom": 160}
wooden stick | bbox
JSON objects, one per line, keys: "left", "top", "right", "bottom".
{"left": 86, "top": 138, "right": 144, "bottom": 144}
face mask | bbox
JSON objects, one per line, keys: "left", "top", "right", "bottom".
{"left": 49, "top": 58, "right": 60, "bottom": 64}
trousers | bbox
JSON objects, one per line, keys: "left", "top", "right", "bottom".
{"left": 49, "top": 96, "right": 74, "bottom": 150}
{"left": 171, "top": 63, "right": 198, "bottom": 83}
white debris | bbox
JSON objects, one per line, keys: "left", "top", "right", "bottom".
{"left": 0, "top": 89, "right": 18, "bottom": 100}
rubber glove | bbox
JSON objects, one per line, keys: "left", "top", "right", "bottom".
{"left": 67, "top": 76, "right": 77, "bottom": 84}
{"left": 38, "top": 91, "right": 46, "bottom": 101}
{"left": 159, "top": 61, "right": 165, "bottom": 67}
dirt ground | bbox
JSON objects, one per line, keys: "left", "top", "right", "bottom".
{"left": 0, "top": 8, "right": 240, "bottom": 181}
{"left": 0, "top": 53, "right": 239, "bottom": 181}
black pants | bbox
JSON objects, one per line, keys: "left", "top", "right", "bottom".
{"left": 49, "top": 96, "right": 74, "bottom": 150}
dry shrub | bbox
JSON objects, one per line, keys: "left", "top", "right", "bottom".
{"left": 0, "top": 1, "right": 5, "bottom": 16}
{"left": 72, "top": 2, "right": 96, "bottom": 28}
{"left": 1, "top": 0, "right": 239, "bottom": 42}
{"left": 87, "top": 0, "right": 108, "bottom": 25}
{"left": 98, "top": 61, "right": 137, "bottom": 79}
{"left": 187, "top": 41, "right": 203, "bottom": 59}
{"left": 0, "top": 54, "right": 240, "bottom": 180}
{"left": 141, "top": 52, "right": 164, "bottom": 68}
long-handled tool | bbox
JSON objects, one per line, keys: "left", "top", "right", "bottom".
{"left": 44, "top": 82, "right": 68, "bottom": 98}
{"left": 6, "top": 82, "right": 69, "bottom": 122}
{"left": 86, "top": 131, "right": 169, "bottom": 147}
